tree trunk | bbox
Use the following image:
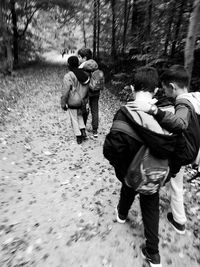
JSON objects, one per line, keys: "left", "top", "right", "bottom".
{"left": 184, "top": 0, "right": 200, "bottom": 88}
{"left": 170, "top": 0, "right": 187, "bottom": 57}
{"left": 10, "top": 0, "right": 19, "bottom": 66}
{"left": 82, "top": 15, "right": 87, "bottom": 47}
{"left": 145, "top": 0, "right": 153, "bottom": 42}
{"left": 111, "top": 0, "right": 116, "bottom": 60}
{"left": 0, "top": 0, "right": 13, "bottom": 73}
{"left": 131, "top": 0, "right": 137, "bottom": 34}
{"left": 93, "top": 0, "right": 97, "bottom": 58}
{"left": 122, "top": 0, "right": 128, "bottom": 54}
{"left": 97, "top": 0, "right": 100, "bottom": 60}
{"left": 163, "top": 0, "right": 176, "bottom": 56}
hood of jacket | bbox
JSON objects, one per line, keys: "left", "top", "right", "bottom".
{"left": 120, "top": 106, "right": 177, "bottom": 159}
{"left": 79, "top": 59, "right": 98, "bottom": 72}
{"left": 125, "top": 105, "right": 172, "bottom": 135}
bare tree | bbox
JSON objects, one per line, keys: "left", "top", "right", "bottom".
{"left": 0, "top": 0, "right": 13, "bottom": 73}
{"left": 122, "top": 0, "right": 131, "bottom": 54}
{"left": 82, "top": 14, "right": 87, "bottom": 47}
{"left": 163, "top": 0, "right": 176, "bottom": 56}
{"left": 170, "top": 0, "right": 187, "bottom": 57}
{"left": 184, "top": 0, "right": 200, "bottom": 88}
{"left": 111, "top": 0, "right": 116, "bottom": 60}
{"left": 96, "top": 0, "right": 100, "bottom": 60}
{"left": 131, "top": 0, "right": 137, "bottom": 34}
{"left": 93, "top": 0, "right": 97, "bottom": 58}
{"left": 145, "top": 0, "right": 153, "bottom": 42}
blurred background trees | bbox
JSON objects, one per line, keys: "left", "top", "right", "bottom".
{"left": 0, "top": 0, "right": 200, "bottom": 90}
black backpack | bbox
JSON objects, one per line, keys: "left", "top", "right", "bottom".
{"left": 171, "top": 99, "right": 200, "bottom": 171}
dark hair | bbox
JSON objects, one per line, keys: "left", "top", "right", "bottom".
{"left": 77, "top": 47, "right": 92, "bottom": 60}
{"left": 160, "top": 65, "right": 189, "bottom": 88}
{"left": 67, "top": 56, "right": 79, "bottom": 69}
{"left": 134, "top": 67, "right": 159, "bottom": 93}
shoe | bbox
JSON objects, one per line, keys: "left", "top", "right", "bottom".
{"left": 92, "top": 129, "right": 98, "bottom": 138}
{"left": 76, "top": 136, "right": 82, "bottom": 144}
{"left": 141, "top": 246, "right": 162, "bottom": 267}
{"left": 115, "top": 206, "right": 126, "bottom": 224}
{"left": 167, "top": 212, "right": 186, "bottom": 235}
{"left": 80, "top": 129, "right": 87, "bottom": 141}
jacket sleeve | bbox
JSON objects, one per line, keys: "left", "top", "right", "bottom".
{"left": 62, "top": 73, "right": 73, "bottom": 99}
{"left": 154, "top": 101, "right": 191, "bottom": 133}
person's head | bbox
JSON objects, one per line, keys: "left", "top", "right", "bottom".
{"left": 160, "top": 65, "right": 189, "bottom": 98}
{"left": 67, "top": 56, "right": 79, "bottom": 70}
{"left": 134, "top": 67, "right": 159, "bottom": 95}
{"left": 77, "top": 47, "right": 92, "bottom": 64}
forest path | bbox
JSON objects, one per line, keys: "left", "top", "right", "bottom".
{"left": 0, "top": 62, "right": 199, "bottom": 267}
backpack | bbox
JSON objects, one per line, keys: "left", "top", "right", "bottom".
{"left": 125, "top": 145, "right": 169, "bottom": 195}
{"left": 108, "top": 116, "right": 173, "bottom": 195}
{"left": 172, "top": 98, "right": 200, "bottom": 170}
{"left": 89, "top": 70, "right": 104, "bottom": 92}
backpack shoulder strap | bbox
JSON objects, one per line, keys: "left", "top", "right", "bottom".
{"left": 111, "top": 120, "right": 143, "bottom": 143}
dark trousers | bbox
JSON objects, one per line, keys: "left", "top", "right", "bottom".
{"left": 89, "top": 94, "right": 99, "bottom": 131}
{"left": 118, "top": 183, "right": 159, "bottom": 254}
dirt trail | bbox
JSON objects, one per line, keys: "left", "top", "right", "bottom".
{"left": 0, "top": 62, "right": 199, "bottom": 267}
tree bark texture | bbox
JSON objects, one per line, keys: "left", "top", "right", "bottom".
{"left": 111, "top": 0, "right": 116, "bottom": 60}
{"left": 184, "top": 0, "right": 200, "bottom": 88}
{"left": 170, "top": 0, "right": 187, "bottom": 57}
{"left": 163, "top": 0, "right": 176, "bottom": 56}
{"left": 0, "top": 0, "right": 13, "bottom": 73}
{"left": 10, "top": 0, "right": 19, "bottom": 65}
{"left": 93, "top": 0, "right": 97, "bottom": 58}
{"left": 145, "top": 0, "right": 152, "bottom": 42}
{"left": 97, "top": 0, "right": 100, "bottom": 60}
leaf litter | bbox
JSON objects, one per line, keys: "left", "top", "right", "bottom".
{"left": 0, "top": 63, "right": 199, "bottom": 267}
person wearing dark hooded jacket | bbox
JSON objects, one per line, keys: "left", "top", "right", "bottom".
{"left": 127, "top": 65, "right": 200, "bottom": 235}
{"left": 103, "top": 67, "right": 177, "bottom": 267}
{"left": 61, "top": 56, "right": 90, "bottom": 144}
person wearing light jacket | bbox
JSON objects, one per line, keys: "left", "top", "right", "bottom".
{"left": 61, "top": 56, "right": 90, "bottom": 144}
{"left": 127, "top": 65, "right": 200, "bottom": 236}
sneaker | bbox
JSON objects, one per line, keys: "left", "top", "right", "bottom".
{"left": 76, "top": 136, "right": 82, "bottom": 144}
{"left": 141, "top": 246, "right": 162, "bottom": 267}
{"left": 115, "top": 206, "right": 126, "bottom": 224}
{"left": 92, "top": 130, "right": 98, "bottom": 138}
{"left": 167, "top": 212, "right": 186, "bottom": 235}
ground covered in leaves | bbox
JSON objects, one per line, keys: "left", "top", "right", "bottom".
{"left": 0, "top": 56, "right": 200, "bottom": 267}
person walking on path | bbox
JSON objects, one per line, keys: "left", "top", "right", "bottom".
{"left": 103, "top": 67, "right": 177, "bottom": 267}
{"left": 61, "top": 56, "right": 90, "bottom": 144}
{"left": 127, "top": 65, "right": 200, "bottom": 235}
{"left": 78, "top": 48, "right": 104, "bottom": 138}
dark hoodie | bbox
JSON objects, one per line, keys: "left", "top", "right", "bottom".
{"left": 103, "top": 106, "right": 177, "bottom": 182}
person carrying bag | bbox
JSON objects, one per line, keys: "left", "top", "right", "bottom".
{"left": 61, "top": 56, "right": 90, "bottom": 144}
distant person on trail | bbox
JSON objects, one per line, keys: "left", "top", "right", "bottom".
{"left": 61, "top": 49, "right": 66, "bottom": 58}
{"left": 78, "top": 47, "right": 105, "bottom": 139}
{"left": 103, "top": 67, "right": 177, "bottom": 267}
{"left": 61, "top": 56, "right": 90, "bottom": 144}
{"left": 127, "top": 65, "right": 200, "bottom": 235}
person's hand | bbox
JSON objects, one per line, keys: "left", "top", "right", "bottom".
{"left": 126, "top": 101, "right": 152, "bottom": 113}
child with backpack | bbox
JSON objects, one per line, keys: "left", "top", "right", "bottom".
{"left": 127, "top": 65, "right": 200, "bottom": 235}
{"left": 78, "top": 48, "right": 104, "bottom": 138}
{"left": 61, "top": 56, "right": 90, "bottom": 144}
{"left": 103, "top": 67, "right": 177, "bottom": 267}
